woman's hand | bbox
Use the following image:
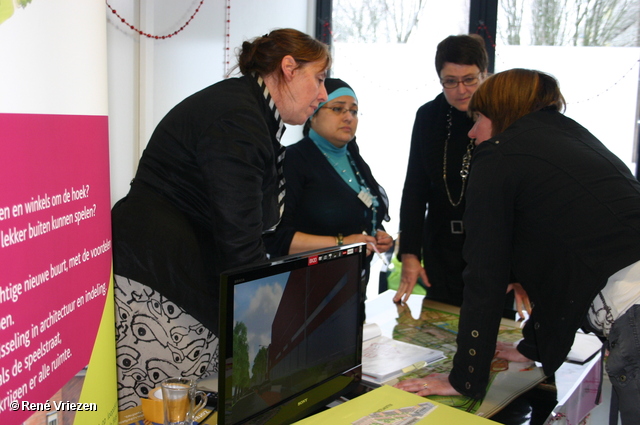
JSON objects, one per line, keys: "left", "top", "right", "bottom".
{"left": 343, "top": 233, "right": 377, "bottom": 256}
{"left": 374, "top": 230, "right": 394, "bottom": 253}
{"left": 507, "top": 283, "right": 531, "bottom": 320}
{"left": 393, "top": 373, "right": 460, "bottom": 397}
{"left": 393, "top": 254, "right": 429, "bottom": 303}
{"left": 495, "top": 341, "right": 532, "bottom": 363}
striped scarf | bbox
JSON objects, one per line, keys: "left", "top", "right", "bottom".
{"left": 256, "top": 74, "right": 286, "bottom": 224}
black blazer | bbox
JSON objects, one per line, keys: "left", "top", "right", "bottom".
{"left": 112, "top": 75, "right": 282, "bottom": 332}
{"left": 450, "top": 109, "right": 640, "bottom": 398}
{"left": 264, "top": 136, "right": 389, "bottom": 258}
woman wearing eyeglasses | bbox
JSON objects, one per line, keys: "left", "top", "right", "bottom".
{"left": 396, "top": 68, "right": 640, "bottom": 425}
{"left": 395, "top": 35, "right": 527, "bottom": 318}
{"left": 264, "top": 78, "right": 392, "bottom": 280}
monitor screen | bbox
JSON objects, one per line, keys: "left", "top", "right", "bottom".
{"left": 218, "top": 243, "right": 366, "bottom": 425}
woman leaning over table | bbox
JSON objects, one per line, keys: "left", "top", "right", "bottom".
{"left": 111, "top": 29, "right": 330, "bottom": 411}
{"left": 264, "top": 78, "right": 392, "bottom": 284}
{"left": 395, "top": 68, "right": 640, "bottom": 425}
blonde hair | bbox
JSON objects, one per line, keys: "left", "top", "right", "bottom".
{"left": 469, "top": 68, "right": 566, "bottom": 136}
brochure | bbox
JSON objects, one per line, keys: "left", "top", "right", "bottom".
{"left": 566, "top": 332, "right": 603, "bottom": 364}
{"left": 293, "top": 385, "right": 497, "bottom": 424}
{"left": 362, "top": 323, "right": 445, "bottom": 384}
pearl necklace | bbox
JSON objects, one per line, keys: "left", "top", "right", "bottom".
{"left": 443, "top": 107, "right": 475, "bottom": 207}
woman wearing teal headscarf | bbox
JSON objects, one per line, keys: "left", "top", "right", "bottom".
{"left": 264, "top": 78, "right": 392, "bottom": 280}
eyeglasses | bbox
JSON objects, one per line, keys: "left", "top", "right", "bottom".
{"left": 321, "top": 106, "right": 359, "bottom": 118}
{"left": 440, "top": 75, "right": 480, "bottom": 89}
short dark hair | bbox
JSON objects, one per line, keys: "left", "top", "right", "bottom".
{"left": 435, "top": 34, "right": 488, "bottom": 76}
{"left": 237, "top": 28, "right": 331, "bottom": 79}
{"left": 468, "top": 68, "right": 566, "bottom": 135}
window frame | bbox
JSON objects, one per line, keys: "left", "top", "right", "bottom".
{"left": 315, "top": 0, "right": 498, "bottom": 71}
{"left": 315, "top": 0, "right": 638, "bottom": 177}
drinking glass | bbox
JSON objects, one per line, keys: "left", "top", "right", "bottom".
{"left": 161, "top": 377, "right": 207, "bottom": 425}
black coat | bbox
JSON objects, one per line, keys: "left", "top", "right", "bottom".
{"left": 112, "top": 75, "right": 282, "bottom": 333}
{"left": 451, "top": 109, "right": 640, "bottom": 398}
{"left": 263, "top": 136, "right": 389, "bottom": 259}
{"left": 398, "top": 93, "right": 474, "bottom": 304}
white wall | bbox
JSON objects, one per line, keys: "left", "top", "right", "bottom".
{"left": 107, "top": 0, "right": 316, "bottom": 205}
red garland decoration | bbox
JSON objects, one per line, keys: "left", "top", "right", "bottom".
{"left": 320, "top": 21, "right": 332, "bottom": 45}
{"left": 106, "top": 0, "right": 205, "bottom": 39}
{"left": 475, "top": 21, "right": 496, "bottom": 49}
{"left": 224, "top": 0, "right": 231, "bottom": 75}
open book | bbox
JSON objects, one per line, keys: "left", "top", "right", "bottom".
{"left": 362, "top": 323, "right": 445, "bottom": 384}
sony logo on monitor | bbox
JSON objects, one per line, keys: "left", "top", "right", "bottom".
{"left": 298, "top": 398, "right": 308, "bottom": 406}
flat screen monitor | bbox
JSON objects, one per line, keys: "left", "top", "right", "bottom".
{"left": 218, "top": 243, "right": 367, "bottom": 425}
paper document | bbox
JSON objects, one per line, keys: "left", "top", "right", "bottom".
{"left": 293, "top": 385, "right": 497, "bottom": 424}
{"left": 362, "top": 323, "right": 445, "bottom": 384}
{"left": 566, "top": 332, "right": 603, "bottom": 364}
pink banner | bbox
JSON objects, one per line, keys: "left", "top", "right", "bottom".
{"left": 0, "top": 113, "right": 111, "bottom": 424}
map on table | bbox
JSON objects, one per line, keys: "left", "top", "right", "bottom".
{"left": 381, "top": 296, "right": 545, "bottom": 417}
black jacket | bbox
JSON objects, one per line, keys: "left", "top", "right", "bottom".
{"left": 264, "top": 136, "right": 389, "bottom": 258}
{"left": 112, "top": 75, "right": 282, "bottom": 332}
{"left": 398, "top": 93, "right": 474, "bottom": 304}
{"left": 451, "top": 109, "right": 640, "bottom": 398}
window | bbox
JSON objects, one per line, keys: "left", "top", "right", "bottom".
{"left": 496, "top": 0, "right": 640, "bottom": 172}
{"left": 325, "top": 0, "right": 640, "bottom": 238}
{"left": 330, "top": 0, "right": 471, "bottom": 234}
{"left": 47, "top": 412, "right": 58, "bottom": 425}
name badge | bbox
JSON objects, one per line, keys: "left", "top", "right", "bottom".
{"left": 358, "top": 189, "right": 373, "bottom": 208}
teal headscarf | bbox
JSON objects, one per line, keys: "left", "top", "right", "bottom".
{"left": 316, "top": 78, "right": 358, "bottom": 112}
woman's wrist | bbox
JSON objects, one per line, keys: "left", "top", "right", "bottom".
{"left": 335, "top": 233, "right": 344, "bottom": 246}
{"left": 401, "top": 253, "right": 420, "bottom": 262}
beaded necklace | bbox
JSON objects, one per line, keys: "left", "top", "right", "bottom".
{"left": 311, "top": 131, "right": 379, "bottom": 233}
{"left": 443, "top": 107, "right": 475, "bottom": 207}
